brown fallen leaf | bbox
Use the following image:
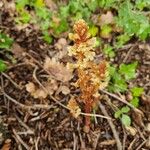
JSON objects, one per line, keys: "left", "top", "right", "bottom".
{"left": 26, "top": 82, "right": 47, "bottom": 99}
{"left": 99, "top": 11, "right": 114, "bottom": 26}
{"left": 44, "top": 57, "right": 73, "bottom": 82}
{"left": 132, "top": 109, "right": 144, "bottom": 127}
{"left": 11, "top": 43, "right": 25, "bottom": 58}
{"left": 45, "top": 79, "right": 58, "bottom": 95}
{"left": 56, "top": 85, "right": 70, "bottom": 95}
{"left": 54, "top": 38, "right": 67, "bottom": 50}
{"left": 125, "top": 126, "right": 137, "bottom": 136}
{"left": 1, "top": 139, "right": 11, "bottom": 150}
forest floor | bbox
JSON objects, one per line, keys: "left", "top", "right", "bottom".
{"left": 0, "top": 1, "right": 150, "bottom": 150}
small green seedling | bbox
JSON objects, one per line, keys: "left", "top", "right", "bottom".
{"left": 0, "top": 33, "right": 13, "bottom": 49}
{"left": 114, "top": 86, "right": 144, "bottom": 126}
{"left": 0, "top": 60, "right": 7, "bottom": 72}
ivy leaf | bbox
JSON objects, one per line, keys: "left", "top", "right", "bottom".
{"left": 121, "top": 114, "right": 131, "bottom": 126}
{"left": 131, "top": 87, "right": 144, "bottom": 97}
{"left": 0, "top": 33, "right": 13, "bottom": 49}
{"left": 0, "top": 60, "right": 7, "bottom": 72}
{"left": 119, "top": 62, "right": 138, "bottom": 80}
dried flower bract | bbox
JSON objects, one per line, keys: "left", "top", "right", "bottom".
{"left": 67, "top": 19, "right": 109, "bottom": 131}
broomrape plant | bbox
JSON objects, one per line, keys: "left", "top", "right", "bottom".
{"left": 67, "top": 19, "right": 109, "bottom": 132}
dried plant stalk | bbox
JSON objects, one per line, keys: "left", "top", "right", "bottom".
{"left": 67, "top": 19, "right": 109, "bottom": 132}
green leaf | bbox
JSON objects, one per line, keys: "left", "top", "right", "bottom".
{"left": 115, "top": 34, "right": 130, "bottom": 48}
{"left": 34, "top": 0, "right": 45, "bottom": 8}
{"left": 114, "top": 110, "right": 122, "bottom": 118}
{"left": 86, "top": 0, "right": 98, "bottom": 11}
{"left": 55, "top": 19, "right": 68, "bottom": 34}
{"left": 89, "top": 25, "right": 99, "bottom": 37}
{"left": 121, "top": 114, "right": 131, "bottom": 126}
{"left": 119, "top": 62, "right": 138, "bottom": 80}
{"left": 131, "top": 87, "right": 144, "bottom": 97}
{"left": 121, "top": 106, "right": 130, "bottom": 113}
{"left": 0, "top": 33, "right": 13, "bottom": 49}
{"left": 59, "top": 6, "right": 70, "bottom": 18}
{"left": 0, "top": 60, "right": 7, "bottom": 72}
{"left": 100, "top": 25, "right": 112, "bottom": 38}
{"left": 130, "top": 97, "right": 139, "bottom": 108}
{"left": 136, "top": 0, "right": 150, "bottom": 10}
{"left": 109, "top": 72, "right": 127, "bottom": 92}
{"left": 16, "top": 0, "right": 29, "bottom": 10}
{"left": 103, "top": 45, "right": 115, "bottom": 58}
{"left": 42, "top": 31, "right": 53, "bottom": 44}
{"left": 117, "top": 1, "right": 150, "bottom": 40}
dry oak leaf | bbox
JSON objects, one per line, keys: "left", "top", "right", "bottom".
{"left": 99, "top": 11, "right": 114, "bottom": 26}
{"left": 44, "top": 57, "right": 73, "bottom": 82}
{"left": 11, "top": 43, "right": 25, "bottom": 58}
{"left": 26, "top": 82, "right": 47, "bottom": 99}
{"left": 67, "top": 98, "right": 81, "bottom": 118}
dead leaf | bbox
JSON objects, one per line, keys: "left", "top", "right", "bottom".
{"left": 45, "top": 79, "right": 58, "bottom": 95}
{"left": 55, "top": 38, "right": 67, "bottom": 50}
{"left": 26, "top": 82, "right": 47, "bottom": 99}
{"left": 1, "top": 139, "right": 11, "bottom": 150}
{"left": 125, "top": 126, "right": 137, "bottom": 136}
{"left": 44, "top": 0, "right": 57, "bottom": 10}
{"left": 11, "top": 43, "right": 25, "bottom": 58}
{"left": 99, "top": 11, "right": 114, "bottom": 26}
{"left": 132, "top": 109, "right": 144, "bottom": 127}
{"left": 44, "top": 57, "right": 73, "bottom": 82}
{"left": 56, "top": 85, "right": 70, "bottom": 95}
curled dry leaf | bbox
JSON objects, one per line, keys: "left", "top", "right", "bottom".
{"left": 132, "top": 109, "right": 144, "bottom": 127}
{"left": 11, "top": 43, "right": 25, "bottom": 58}
{"left": 26, "top": 82, "right": 47, "bottom": 99}
{"left": 125, "top": 126, "right": 137, "bottom": 136}
{"left": 55, "top": 38, "right": 67, "bottom": 50}
{"left": 56, "top": 85, "right": 70, "bottom": 95}
{"left": 99, "top": 11, "right": 114, "bottom": 26}
{"left": 44, "top": 57, "right": 73, "bottom": 82}
{"left": 26, "top": 79, "right": 58, "bottom": 99}
{"left": 67, "top": 98, "right": 81, "bottom": 118}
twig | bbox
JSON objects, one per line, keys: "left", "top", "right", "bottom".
{"left": 122, "top": 46, "right": 134, "bottom": 63}
{"left": 136, "top": 139, "right": 147, "bottom": 150}
{"left": 14, "top": 114, "right": 34, "bottom": 135}
{"left": 128, "top": 137, "right": 137, "bottom": 150}
{"left": 77, "top": 122, "right": 85, "bottom": 149}
{"left": 13, "top": 128, "right": 30, "bottom": 150}
{"left": 101, "top": 90, "right": 140, "bottom": 111}
{"left": 80, "top": 112, "right": 111, "bottom": 119}
{"left": 3, "top": 91, "right": 55, "bottom": 110}
{"left": 35, "top": 137, "right": 40, "bottom": 150}
{"left": 2, "top": 72, "right": 21, "bottom": 89}
{"left": 99, "top": 102, "right": 122, "bottom": 150}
